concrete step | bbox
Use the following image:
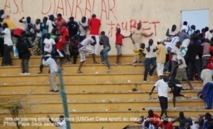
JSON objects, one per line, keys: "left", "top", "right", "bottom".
{"left": 0, "top": 64, "right": 143, "bottom": 75}
{"left": 30, "top": 101, "right": 205, "bottom": 112}
{"left": 0, "top": 55, "right": 135, "bottom": 66}
{"left": 0, "top": 109, "right": 209, "bottom": 129}
{"left": 1, "top": 109, "right": 208, "bottom": 119}
{"left": 0, "top": 82, "right": 202, "bottom": 93}
{"left": 0, "top": 91, "right": 201, "bottom": 103}
{"left": 0, "top": 98, "right": 204, "bottom": 113}
{"left": 0, "top": 73, "right": 157, "bottom": 84}
{"left": 0, "top": 73, "right": 202, "bottom": 85}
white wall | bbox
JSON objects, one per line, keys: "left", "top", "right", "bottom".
{"left": 0, "top": 0, "right": 212, "bottom": 55}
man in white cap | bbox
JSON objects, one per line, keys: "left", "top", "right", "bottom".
{"left": 42, "top": 53, "right": 59, "bottom": 92}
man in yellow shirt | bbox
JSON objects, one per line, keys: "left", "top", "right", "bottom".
{"left": 156, "top": 39, "right": 167, "bottom": 78}
{"left": 2, "top": 15, "right": 16, "bottom": 30}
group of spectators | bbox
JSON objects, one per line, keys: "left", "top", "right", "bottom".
{"left": 143, "top": 21, "right": 213, "bottom": 82}
{"left": 0, "top": 9, "right": 213, "bottom": 128}
{"left": 134, "top": 110, "right": 213, "bottom": 129}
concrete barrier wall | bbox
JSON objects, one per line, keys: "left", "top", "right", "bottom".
{"left": 0, "top": 0, "right": 212, "bottom": 55}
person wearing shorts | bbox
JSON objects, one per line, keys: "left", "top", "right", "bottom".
{"left": 175, "top": 53, "right": 194, "bottom": 90}
{"left": 168, "top": 79, "right": 185, "bottom": 108}
{"left": 115, "top": 28, "right": 130, "bottom": 64}
{"left": 149, "top": 76, "right": 169, "bottom": 118}
{"left": 77, "top": 36, "right": 96, "bottom": 73}
{"left": 89, "top": 14, "right": 101, "bottom": 64}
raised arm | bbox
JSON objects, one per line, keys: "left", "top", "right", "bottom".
{"left": 142, "top": 32, "right": 153, "bottom": 37}
{"left": 19, "top": 17, "right": 25, "bottom": 23}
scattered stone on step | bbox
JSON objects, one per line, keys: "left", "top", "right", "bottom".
{"left": 110, "top": 99, "right": 116, "bottom": 102}
{"left": 127, "top": 80, "right": 131, "bottom": 83}
{"left": 105, "top": 81, "right": 111, "bottom": 83}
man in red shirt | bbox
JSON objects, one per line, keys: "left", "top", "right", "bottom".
{"left": 56, "top": 13, "right": 66, "bottom": 30}
{"left": 147, "top": 110, "right": 160, "bottom": 127}
{"left": 56, "top": 23, "right": 69, "bottom": 68}
{"left": 89, "top": 14, "right": 101, "bottom": 64}
{"left": 157, "top": 118, "right": 173, "bottom": 129}
{"left": 115, "top": 28, "right": 131, "bottom": 64}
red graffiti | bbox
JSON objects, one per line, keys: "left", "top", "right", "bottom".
{"left": 4, "top": 0, "right": 23, "bottom": 14}
{"left": 75, "top": 0, "right": 83, "bottom": 18}
{"left": 84, "top": 0, "right": 95, "bottom": 17}
{"left": 100, "top": 0, "right": 107, "bottom": 20}
{"left": 150, "top": 21, "right": 160, "bottom": 36}
{"left": 130, "top": 19, "right": 137, "bottom": 31}
{"left": 41, "top": 0, "right": 52, "bottom": 15}
{"left": 121, "top": 22, "right": 127, "bottom": 31}
{"left": 4, "top": 0, "right": 118, "bottom": 21}
{"left": 100, "top": 0, "right": 117, "bottom": 20}
{"left": 107, "top": 19, "right": 160, "bottom": 37}
{"left": 56, "top": 0, "right": 65, "bottom": 15}
{"left": 108, "top": 0, "right": 117, "bottom": 20}
{"left": 107, "top": 21, "right": 115, "bottom": 36}
{"left": 38, "top": 0, "right": 117, "bottom": 20}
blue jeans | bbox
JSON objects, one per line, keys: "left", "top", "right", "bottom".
{"left": 143, "top": 57, "right": 157, "bottom": 80}
{"left": 100, "top": 47, "right": 111, "bottom": 68}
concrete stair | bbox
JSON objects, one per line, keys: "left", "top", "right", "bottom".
{"left": 0, "top": 55, "right": 211, "bottom": 129}
{"left": 0, "top": 64, "right": 143, "bottom": 75}
{"left": 0, "top": 55, "right": 134, "bottom": 66}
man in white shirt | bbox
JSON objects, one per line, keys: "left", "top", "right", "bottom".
{"left": 170, "top": 41, "right": 181, "bottom": 80}
{"left": 149, "top": 76, "right": 169, "bottom": 118}
{"left": 42, "top": 54, "right": 59, "bottom": 92}
{"left": 38, "top": 33, "right": 56, "bottom": 74}
{"left": 77, "top": 36, "right": 96, "bottom": 73}
{"left": 165, "top": 24, "right": 177, "bottom": 39}
{"left": 19, "top": 16, "right": 33, "bottom": 31}
{"left": 163, "top": 36, "right": 179, "bottom": 72}
{"left": 79, "top": 16, "right": 88, "bottom": 42}
{"left": 47, "top": 14, "right": 56, "bottom": 33}
{"left": 43, "top": 33, "right": 56, "bottom": 54}
{"left": 175, "top": 53, "right": 193, "bottom": 90}
{"left": 0, "top": 23, "right": 13, "bottom": 66}
{"left": 47, "top": 115, "right": 67, "bottom": 129}
{"left": 180, "top": 21, "right": 189, "bottom": 33}
{"left": 204, "top": 27, "right": 213, "bottom": 41}
{"left": 143, "top": 39, "right": 157, "bottom": 82}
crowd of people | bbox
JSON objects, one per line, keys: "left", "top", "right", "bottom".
{"left": 134, "top": 110, "right": 213, "bottom": 129}
{"left": 0, "top": 9, "right": 213, "bottom": 129}
{"left": 146, "top": 21, "right": 213, "bottom": 128}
